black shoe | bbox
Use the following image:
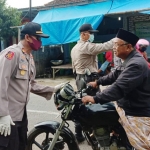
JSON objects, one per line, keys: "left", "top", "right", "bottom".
{"left": 75, "top": 134, "right": 85, "bottom": 143}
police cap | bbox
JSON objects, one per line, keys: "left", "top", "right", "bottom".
{"left": 79, "top": 23, "right": 99, "bottom": 33}
{"left": 21, "top": 22, "right": 49, "bottom": 38}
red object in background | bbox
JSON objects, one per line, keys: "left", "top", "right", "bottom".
{"left": 105, "top": 50, "right": 114, "bottom": 67}
{"left": 105, "top": 51, "right": 113, "bottom": 62}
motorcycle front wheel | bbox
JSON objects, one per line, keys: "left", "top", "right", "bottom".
{"left": 26, "top": 127, "right": 71, "bottom": 150}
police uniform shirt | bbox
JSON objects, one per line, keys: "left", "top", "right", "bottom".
{"left": 0, "top": 42, "right": 54, "bottom": 121}
{"left": 71, "top": 39, "right": 114, "bottom": 74}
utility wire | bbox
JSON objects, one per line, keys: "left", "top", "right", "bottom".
{"left": 21, "top": 11, "right": 29, "bottom": 22}
{"left": 106, "top": 0, "right": 114, "bottom": 14}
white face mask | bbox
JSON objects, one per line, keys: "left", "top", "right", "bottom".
{"left": 88, "top": 34, "right": 94, "bottom": 43}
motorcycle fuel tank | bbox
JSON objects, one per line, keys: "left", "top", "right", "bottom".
{"left": 78, "top": 102, "right": 119, "bottom": 126}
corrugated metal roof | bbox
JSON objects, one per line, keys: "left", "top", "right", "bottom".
{"left": 45, "top": 0, "right": 105, "bottom": 7}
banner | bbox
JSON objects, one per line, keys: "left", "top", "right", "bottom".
{"left": 135, "top": 22, "right": 150, "bottom": 38}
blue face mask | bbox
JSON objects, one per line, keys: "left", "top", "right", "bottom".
{"left": 88, "top": 34, "right": 94, "bottom": 43}
{"left": 140, "top": 47, "right": 147, "bottom": 52}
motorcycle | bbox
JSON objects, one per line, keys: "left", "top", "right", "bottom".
{"left": 26, "top": 82, "right": 127, "bottom": 150}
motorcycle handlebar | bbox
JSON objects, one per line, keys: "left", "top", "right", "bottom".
{"left": 81, "top": 84, "right": 94, "bottom": 94}
{"left": 55, "top": 83, "right": 95, "bottom": 110}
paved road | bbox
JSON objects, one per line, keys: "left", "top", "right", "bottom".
{"left": 27, "top": 76, "right": 108, "bottom": 150}
{"left": 27, "top": 76, "right": 95, "bottom": 150}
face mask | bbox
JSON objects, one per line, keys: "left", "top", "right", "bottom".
{"left": 28, "top": 37, "right": 42, "bottom": 51}
{"left": 140, "top": 47, "right": 147, "bottom": 52}
{"left": 88, "top": 34, "right": 94, "bottom": 43}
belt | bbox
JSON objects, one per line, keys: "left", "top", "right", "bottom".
{"left": 76, "top": 74, "right": 85, "bottom": 80}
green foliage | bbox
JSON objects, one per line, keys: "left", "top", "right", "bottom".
{"left": 0, "top": 0, "right": 5, "bottom": 10}
{"left": 0, "top": 0, "right": 22, "bottom": 43}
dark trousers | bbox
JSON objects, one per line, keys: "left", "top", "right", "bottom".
{"left": 0, "top": 111, "right": 28, "bottom": 150}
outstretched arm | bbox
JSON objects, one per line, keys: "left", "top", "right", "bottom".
{"left": 94, "top": 63, "right": 143, "bottom": 104}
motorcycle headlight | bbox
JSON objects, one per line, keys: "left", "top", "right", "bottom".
{"left": 54, "top": 83, "right": 75, "bottom": 108}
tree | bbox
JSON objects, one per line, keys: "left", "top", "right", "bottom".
{"left": 0, "top": 0, "right": 22, "bottom": 45}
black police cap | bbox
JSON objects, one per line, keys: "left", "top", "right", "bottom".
{"left": 79, "top": 23, "right": 99, "bottom": 33}
{"left": 21, "top": 22, "right": 49, "bottom": 38}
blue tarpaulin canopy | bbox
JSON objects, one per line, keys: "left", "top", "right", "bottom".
{"left": 109, "top": 0, "right": 150, "bottom": 14}
{"left": 33, "top": 0, "right": 112, "bottom": 45}
{"left": 33, "top": 0, "right": 150, "bottom": 45}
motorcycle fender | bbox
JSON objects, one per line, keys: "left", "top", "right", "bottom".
{"left": 34, "top": 121, "right": 80, "bottom": 150}
{"left": 35, "top": 121, "right": 60, "bottom": 133}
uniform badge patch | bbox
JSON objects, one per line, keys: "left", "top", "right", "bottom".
{"left": 20, "top": 70, "right": 26, "bottom": 75}
{"left": 21, "top": 65, "right": 27, "bottom": 70}
{"left": 5, "top": 51, "right": 15, "bottom": 60}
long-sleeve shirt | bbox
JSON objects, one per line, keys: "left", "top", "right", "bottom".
{"left": 71, "top": 39, "right": 114, "bottom": 74}
{"left": 0, "top": 42, "right": 54, "bottom": 121}
{"left": 94, "top": 50, "right": 150, "bottom": 117}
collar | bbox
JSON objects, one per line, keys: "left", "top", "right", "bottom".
{"left": 18, "top": 41, "right": 32, "bottom": 58}
{"left": 78, "top": 39, "right": 89, "bottom": 43}
{"left": 18, "top": 41, "right": 24, "bottom": 50}
{"left": 18, "top": 41, "right": 26, "bottom": 54}
{"left": 122, "top": 50, "right": 137, "bottom": 67}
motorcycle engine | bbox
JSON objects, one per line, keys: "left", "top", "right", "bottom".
{"left": 93, "top": 127, "right": 110, "bottom": 147}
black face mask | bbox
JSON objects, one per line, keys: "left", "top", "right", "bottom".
{"left": 140, "top": 47, "right": 147, "bottom": 52}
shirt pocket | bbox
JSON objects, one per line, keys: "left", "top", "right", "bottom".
{"left": 15, "top": 63, "right": 28, "bottom": 80}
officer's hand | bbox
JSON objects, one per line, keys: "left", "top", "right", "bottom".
{"left": 54, "top": 82, "right": 67, "bottom": 93}
{"left": 0, "top": 115, "right": 15, "bottom": 136}
{"left": 88, "top": 81, "right": 98, "bottom": 88}
{"left": 82, "top": 96, "right": 95, "bottom": 105}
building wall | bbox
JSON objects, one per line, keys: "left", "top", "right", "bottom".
{"left": 128, "top": 14, "right": 150, "bottom": 58}
{"left": 95, "top": 16, "right": 123, "bottom": 42}
{"left": 33, "top": 15, "right": 124, "bottom": 77}
{"left": 32, "top": 45, "right": 64, "bottom": 77}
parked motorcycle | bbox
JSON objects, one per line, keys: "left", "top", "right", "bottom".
{"left": 26, "top": 82, "right": 126, "bottom": 150}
